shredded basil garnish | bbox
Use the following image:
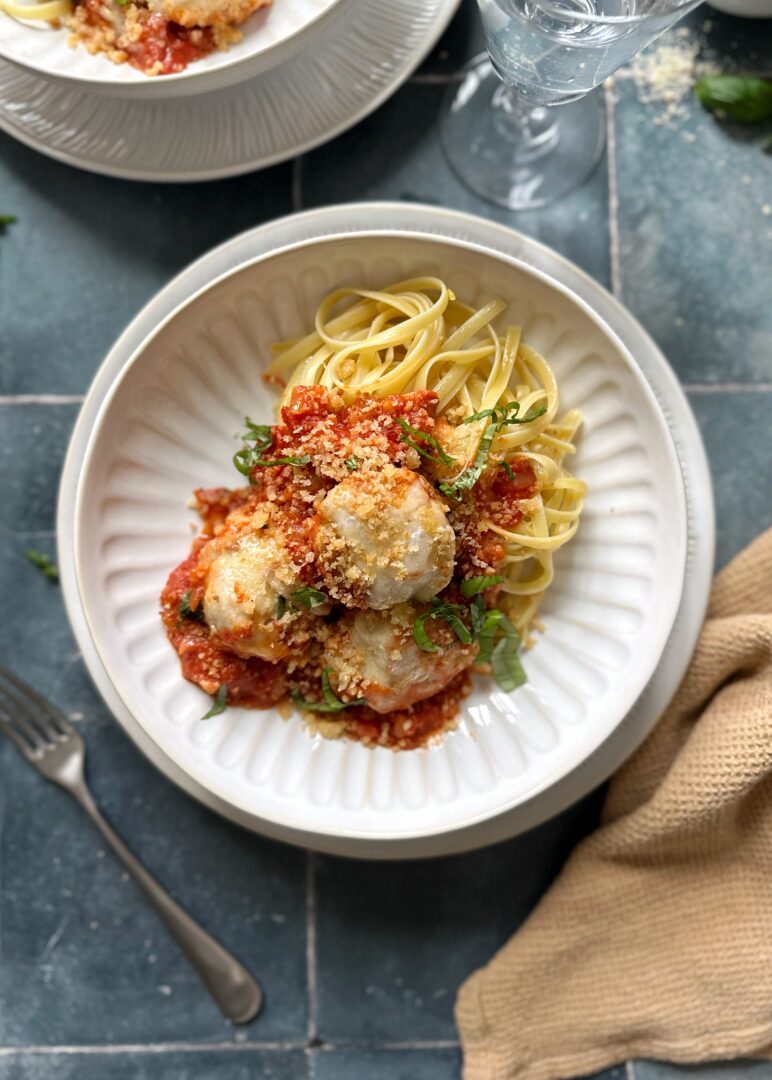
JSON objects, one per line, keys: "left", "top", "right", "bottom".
{"left": 440, "top": 402, "right": 546, "bottom": 500}
{"left": 290, "top": 667, "right": 364, "bottom": 713}
{"left": 396, "top": 418, "right": 456, "bottom": 467}
{"left": 344, "top": 456, "right": 361, "bottom": 471}
{"left": 438, "top": 422, "right": 496, "bottom": 500}
{"left": 491, "top": 618, "right": 527, "bottom": 691}
{"left": 242, "top": 418, "right": 273, "bottom": 451}
{"left": 25, "top": 549, "right": 58, "bottom": 582}
{"left": 289, "top": 586, "right": 329, "bottom": 611}
{"left": 0, "top": 214, "right": 17, "bottom": 230}
{"left": 500, "top": 460, "right": 516, "bottom": 481}
{"left": 201, "top": 685, "right": 228, "bottom": 720}
{"left": 695, "top": 75, "right": 772, "bottom": 125}
{"left": 179, "top": 589, "right": 206, "bottom": 622}
{"left": 463, "top": 402, "right": 547, "bottom": 427}
{"left": 413, "top": 600, "right": 473, "bottom": 653}
{"left": 276, "top": 595, "right": 287, "bottom": 620}
{"left": 254, "top": 455, "right": 311, "bottom": 468}
{"left": 460, "top": 574, "right": 504, "bottom": 599}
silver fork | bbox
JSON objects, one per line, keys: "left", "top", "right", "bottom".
{"left": 0, "top": 665, "right": 262, "bottom": 1024}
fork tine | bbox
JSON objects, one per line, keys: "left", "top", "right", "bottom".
{"left": 0, "top": 692, "right": 46, "bottom": 753}
{"left": 0, "top": 673, "right": 66, "bottom": 751}
{"left": 0, "top": 666, "right": 75, "bottom": 741}
{"left": 0, "top": 715, "right": 38, "bottom": 756}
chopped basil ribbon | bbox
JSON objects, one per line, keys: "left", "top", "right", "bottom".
{"left": 344, "top": 456, "right": 360, "bottom": 471}
{"left": 695, "top": 75, "right": 772, "bottom": 125}
{"left": 233, "top": 416, "right": 274, "bottom": 481}
{"left": 463, "top": 402, "right": 547, "bottom": 427}
{"left": 179, "top": 589, "right": 206, "bottom": 622}
{"left": 413, "top": 600, "right": 473, "bottom": 653}
{"left": 460, "top": 574, "right": 505, "bottom": 599}
{"left": 289, "top": 586, "right": 329, "bottom": 611}
{"left": 290, "top": 668, "right": 365, "bottom": 713}
{"left": 500, "top": 460, "right": 516, "bottom": 481}
{"left": 396, "top": 418, "right": 456, "bottom": 467}
{"left": 438, "top": 422, "right": 496, "bottom": 500}
{"left": 252, "top": 455, "right": 311, "bottom": 468}
{"left": 25, "top": 549, "right": 58, "bottom": 582}
{"left": 491, "top": 618, "right": 527, "bottom": 691}
{"left": 201, "top": 685, "right": 228, "bottom": 720}
{"left": 276, "top": 595, "right": 287, "bottom": 620}
{"left": 0, "top": 214, "right": 17, "bottom": 230}
{"left": 439, "top": 402, "right": 547, "bottom": 500}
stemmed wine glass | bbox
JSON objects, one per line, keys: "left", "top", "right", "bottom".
{"left": 442, "top": 0, "right": 703, "bottom": 210}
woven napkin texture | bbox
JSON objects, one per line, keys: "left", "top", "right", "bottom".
{"left": 456, "top": 527, "right": 772, "bottom": 1080}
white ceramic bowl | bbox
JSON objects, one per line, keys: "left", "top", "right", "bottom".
{"left": 73, "top": 231, "right": 688, "bottom": 845}
{"left": 0, "top": 0, "right": 350, "bottom": 98}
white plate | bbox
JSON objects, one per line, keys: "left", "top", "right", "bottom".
{"left": 72, "top": 230, "right": 688, "bottom": 846}
{"left": 0, "top": 0, "right": 460, "bottom": 178}
{"left": 58, "top": 203, "right": 714, "bottom": 858}
{"left": 0, "top": 0, "right": 349, "bottom": 99}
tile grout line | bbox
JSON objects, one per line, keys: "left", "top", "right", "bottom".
{"left": 0, "top": 1040, "right": 462, "bottom": 1057}
{"left": 604, "top": 82, "right": 621, "bottom": 300}
{"left": 306, "top": 850, "right": 319, "bottom": 1046}
{"left": 0, "top": 395, "right": 85, "bottom": 405}
{"left": 626, "top": 1060, "right": 637, "bottom": 1080}
{"left": 292, "top": 156, "right": 304, "bottom": 212}
{"left": 684, "top": 383, "right": 772, "bottom": 393}
{"left": 409, "top": 72, "right": 462, "bottom": 85}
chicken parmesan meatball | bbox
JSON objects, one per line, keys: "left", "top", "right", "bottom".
{"left": 158, "top": 0, "right": 269, "bottom": 29}
{"left": 198, "top": 524, "right": 299, "bottom": 662}
{"left": 312, "top": 465, "right": 455, "bottom": 609}
{"left": 324, "top": 605, "right": 478, "bottom": 714}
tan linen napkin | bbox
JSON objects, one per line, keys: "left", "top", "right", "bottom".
{"left": 456, "top": 527, "right": 772, "bottom": 1080}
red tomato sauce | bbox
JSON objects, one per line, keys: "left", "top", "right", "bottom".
{"left": 124, "top": 13, "right": 216, "bottom": 75}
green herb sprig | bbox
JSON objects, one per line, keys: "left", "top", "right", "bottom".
{"left": 290, "top": 667, "right": 365, "bottom": 713}
{"left": 0, "top": 214, "right": 17, "bottom": 232}
{"left": 460, "top": 574, "right": 504, "bottom": 599}
{"left": 344, "top": 456, "right": 360, "bottom": 471}
{"left": 413, "top": 600, "right": 473, "bottom": 653}
{"left": 289, "top": 586, "right": 329, "bottom": 610}
{"left": 396, "top": 418, "right": 456, "bottom": 467}
{"left": 26, "top": 549, "right": 58, "bottom": 582}
{"left": 201, "top": 685, "right": 228, "bottom": 720}
{"left": 179, "top": 589, "right": 206, "bottom": 622}
{"left": 439, "top": 401, "right": 547, "bottom": 500}
{"left": 695, "top": 75, "right": 772, "bottom": 125}
{"left": 413, "top": 591, "right": 527, "bottom": 692}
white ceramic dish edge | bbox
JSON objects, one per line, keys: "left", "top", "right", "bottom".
{"left": 57, "top": 203, "right": 714, "bottom": 858}
{"left": 72, "top": 230, "right": 688, "bottom": 841}
{"left": 0, "top": 0, "right": 352, "bottom": 99}
{"left": 0, "top": 0, "right": 461, "bottom": 178}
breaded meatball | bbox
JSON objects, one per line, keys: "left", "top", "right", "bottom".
{"left": 324, "top": 604, "right": 478, "bottom": 714}
{"left": 312, "top": 465, "right": 455, "bottom": 609}
{"left": 158, "top": 0, "right": 269, "bottom": 29}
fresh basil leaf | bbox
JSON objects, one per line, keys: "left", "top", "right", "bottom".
{"left": 344, "top": 456, "right": 360, "bottom": 471}
{"left": 290, "top": 667, "right": 365, "bottom": 713}
{"left": 474, "top": 605, "right": 505, "bottom": 664}
{"left": 0, "top": 214, "right": 17, "bottom": 230}
{"left": 413, "top": 600, "right": 472, "bottom": 652}
{"left": 396, "top": 418, "right": 456, "bottom": 467}
{"left": 276, "top": 595, "right": 287, "bottom": 620}
{"left": 289, "top": 586, "right": 329, "bottom": 610}
{"left": 242, "top": 418, "right": 273, "bottom": 452}
{"left": 254, "top": 455, "right": 311, "bottom": 468}
{"left": 695, "top": 75, "right": 772, "bottom": 124}
{"left": 179, "top": 589, "right": 205, "bottom": 622}
{"left": 25, "top": 549, "right": 58, "bottom": 582}
{"left": 201, "top": 685, "right": 228, "bottom": 720}
{"left": 460, "top": 574, "right": 505, "bottom": 599}
{"left": 491, "top": 617, "right": 527, "bottom": 691}
{"left": 439, "top": 421, "right": 496, "bottom": 499}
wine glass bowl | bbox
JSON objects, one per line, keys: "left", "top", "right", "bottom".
{"left": 442, "top": 0, "right": 702, "bottom": 209}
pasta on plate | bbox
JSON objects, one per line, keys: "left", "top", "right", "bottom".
{"left": 160, "top": 279, "right": 586, "bottom": 750}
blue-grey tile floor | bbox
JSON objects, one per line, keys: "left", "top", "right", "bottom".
{"left": 0, "top": 0, "right": 770, "bottom": 1077}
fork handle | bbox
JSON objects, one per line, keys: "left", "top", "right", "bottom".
{"left": 72, "top": 783, "right": 262, "bottom": 1024}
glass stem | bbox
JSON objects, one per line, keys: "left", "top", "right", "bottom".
{"left": 490, "top": 83, "right": 561, "bottom": 159}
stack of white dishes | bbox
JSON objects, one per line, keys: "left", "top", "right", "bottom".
{"left": 58, "top": 203, "right": 714, "bottom": 858}
{"left": 0, "top": 0, "right": 460, "bottom": 179}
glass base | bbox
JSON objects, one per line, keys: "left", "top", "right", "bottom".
{"left": 441, "top": 56, "right": 605, "bottom": 211}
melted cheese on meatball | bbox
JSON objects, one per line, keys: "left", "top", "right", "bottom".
{"left": 312, "top": 465, "right": 455, "bottom": 609}
{"left": 199, "top": 526, "right": 298, "bottom": 662}
{"left": 324, "top": 605, "right": 478, "bottom": 714}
